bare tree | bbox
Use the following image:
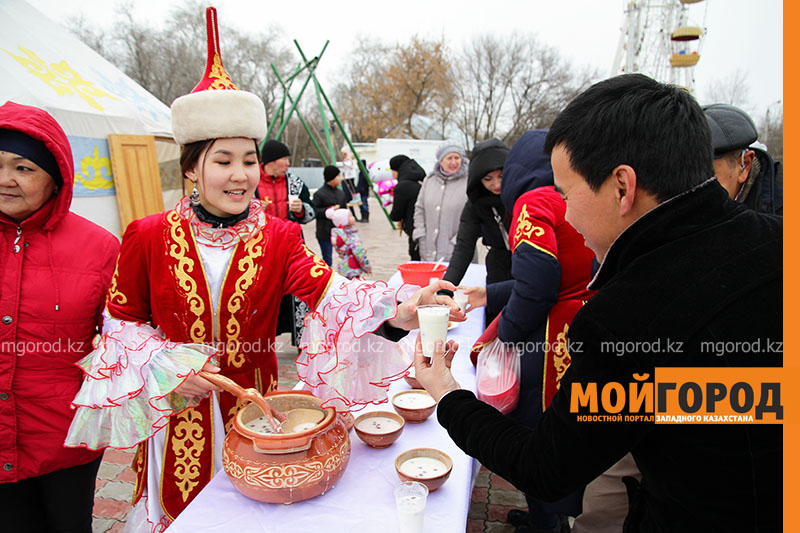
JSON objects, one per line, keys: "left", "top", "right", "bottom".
{"left": 67, "top": 0, "right": 291, "bottom": 115}
{"left": 759, "top": 103, "right": 783, "bottom": 162}
{"left": 705, "top": 69, "right": 752, "bottom": 110}
{"left": 452, "top": 33, "right": 594, "bottom": 148}
{"left": 333, "top": 36, "right": 453, "bottom": 142}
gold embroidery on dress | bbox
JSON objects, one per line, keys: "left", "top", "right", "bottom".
{"left": 208, "top": 54, "right": 238, "bottom": 90}
{"left": 553, "top": 323, "right": 572, "bottom": 389}
{"left": 302, "top": 244, "right": 330, "bottom": 278}
{"left": 167, "top": 211, "right": 206, "bottom": 343}
{"left": 224, "top": 230, "right": 264, "bottom": 367}
{"left": 515, "top": 204, "right": 546, "bottom": 242}
{"left": 171, "top": 408, "right": 205, "bottom": 502}
{"left": 107, "top": 263, "right": 128, "bottom": 305}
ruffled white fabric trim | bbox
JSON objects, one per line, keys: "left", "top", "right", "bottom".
{"left": 297, "top": 275, "right": 416, "bottom": 411}
{"left": 64, "top": 312, "right": 216, "bottom": 450}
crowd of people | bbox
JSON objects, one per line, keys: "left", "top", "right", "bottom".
{"left": 0, "top": 7, "right": 782, "bottom": 533}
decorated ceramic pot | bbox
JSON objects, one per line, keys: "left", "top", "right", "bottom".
{"left": 222, "top": 390, "right": 350, "bottom": 504}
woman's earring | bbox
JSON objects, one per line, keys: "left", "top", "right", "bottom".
{"left": 190, "top": 184, "right": 200, "bottom": 206}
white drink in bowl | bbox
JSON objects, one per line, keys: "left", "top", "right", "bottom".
{"left": 394, "top": 481, "right": 428, "bottom": 533}
{"left": 416, "top": 304, "right": 450, "bottom": 358}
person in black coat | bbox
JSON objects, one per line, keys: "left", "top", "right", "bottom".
{"left": 388, "top": 155, "right": 426, "bottom": 261}
{"left": 355, "top": 159, "right": 371, "bottom": 222}
{"left": 313, "top": 165, "right": 346, "bottom": 265}
{"left": 441, "top": 138, "right": 512, "bottom": 324}
{"left": 414, "top": 74, "right": 781, "bottom": 533}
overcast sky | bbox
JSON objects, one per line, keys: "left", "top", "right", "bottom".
{"left": 27, "top": 0, "right": 783, "bottom": 120}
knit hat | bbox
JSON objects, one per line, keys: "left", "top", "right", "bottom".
{"left": 0, "top": 129, "right": 62, "bottom": 185}
{"left": 468, "top": 138, "right": 509, "bottom": 183}
{"left": 389, "top": 155, "right": 410, "bottom": 171}
{"left": 170, "top": 7, "right": 266, "bottom": 145}
{"left": 323, "top": 165, "right": 341, "bottom": 182}
{"left": 326, "top": 207, "right": 350, "bottom": 227}
{"left": 435, "top": 141, "right": 465, "bottom": 163}
{"left": 702, "top": 104, "right": 758, "bottom": 158}
{"left": 261, "top": 139, "right": 291, "bottom": 164}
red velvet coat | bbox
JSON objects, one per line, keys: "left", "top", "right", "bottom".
{"left": 108, "top": 206, "right": 332, "bottom": 518}
{"left": 0, "top": 102, "right": 119, "bottom": 483}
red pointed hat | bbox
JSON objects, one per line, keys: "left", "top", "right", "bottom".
{"left": 170, "top": 7, "right": 266, "bottom": 145}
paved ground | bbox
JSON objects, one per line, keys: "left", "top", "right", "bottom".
{"left": 91, "top": 197, "right": 525, "bottom": 532}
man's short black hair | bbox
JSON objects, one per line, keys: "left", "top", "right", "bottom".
{"left": 544, "top": 74, "right": 714, "bottom": 202}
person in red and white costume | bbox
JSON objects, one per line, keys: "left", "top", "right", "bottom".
{"left": 64, "top": 8, "right": 462, "bottom": 532}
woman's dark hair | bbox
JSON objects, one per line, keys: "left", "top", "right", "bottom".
{"left": 544, "top": 74, "right": 714, "bottom": 202}
{"left": 180, "top": 139, "right": 215, "bottom": 178}
{"left": 179, "top": 138, "right": 261, "bottom": 180}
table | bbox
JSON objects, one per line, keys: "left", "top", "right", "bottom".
{"left": 170, "top": 264, "right": 486, "bottom": 533}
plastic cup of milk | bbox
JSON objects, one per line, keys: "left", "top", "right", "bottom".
{"left": 394, "top": 481, "right": 428, "bottom": 533}
{"left": 453, "top": 290, "right": 468, "bottom": 312}
{"left": 416, "top": 304, "right": 450, "bottom": 358}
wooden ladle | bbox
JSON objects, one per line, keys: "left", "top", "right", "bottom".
{"left": 199, "top": 371, "right": 286, "bottom": 433}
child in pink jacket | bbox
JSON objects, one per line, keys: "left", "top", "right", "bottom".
{"left": 327, "top": 207, "right": 371, "bottom": 279}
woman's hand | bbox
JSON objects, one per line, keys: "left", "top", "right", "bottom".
{"left": 388, "top": 279, "right": 466, "bottom": 331}
{"left": 413, "top": 334, "right": 461, "bottom": 402}
{"left": 459, "top": 286, "right": 486, "bottom": 312}
{"left": 174, "top": 362, "right": 223, "bottom": 400}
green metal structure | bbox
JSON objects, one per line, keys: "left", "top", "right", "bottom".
{"left": 263, "top": 41, "right": 395, "bottom": 229}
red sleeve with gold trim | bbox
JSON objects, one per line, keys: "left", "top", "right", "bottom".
{"left": 279, "top": 219, "right": 333, "bottom": 309}
{"left": 106, "top": 217, "right": 154, "bottom": 323}
{"left": 509, "top": 187, "right": 565, "bottom": 260}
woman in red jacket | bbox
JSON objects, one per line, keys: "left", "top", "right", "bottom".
{"left": 0, "top": 102, "right": 120, "bottom": 531}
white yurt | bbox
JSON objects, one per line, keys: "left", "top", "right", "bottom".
{"left": 0, "top": 0, "right": 178, "bottom": 236}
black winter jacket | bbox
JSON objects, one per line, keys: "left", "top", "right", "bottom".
{"left": 438, "top": 179, "right": 782, "bottom": 532}
{"left": 442, "top": 169, "right": 511, "bottom": 288}
{"left": 389, "top": 159, "right": 426, "bottom": 237}
{"left": 313, "top": 183, "right": 346, "bottom": 241}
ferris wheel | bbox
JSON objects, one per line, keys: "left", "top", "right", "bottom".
{"left": 612, "top": 0, "right": 709, "bottom": 93}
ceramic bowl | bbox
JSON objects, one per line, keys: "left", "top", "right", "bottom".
{"left": 391, "top": 390, "right": 436, "bottom": 423}
{"left": 395, "top": 447, "right": 453, "bottom": 492}
{"left": 353, "top": 411, "right": 405, "bottom": 448}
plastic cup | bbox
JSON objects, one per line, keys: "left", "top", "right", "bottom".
{"left": 394, "top": 481, "right": 428, "bottom": 533}
{"left": 288, "top": 194, "right": 300, "bottom": 204}
{"left": 417, "top": 304, "right": 450, "bottom": 358}
{"left": 453, "top": 290, "right": 468, "bottom": 312}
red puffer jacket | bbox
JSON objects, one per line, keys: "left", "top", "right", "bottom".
{"left": 0, "top": 102, "right": 120, "bottom": 483}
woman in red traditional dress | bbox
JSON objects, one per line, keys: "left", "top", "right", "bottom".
{"left": 64, "top": 8, "right": 460, "bottom": 531}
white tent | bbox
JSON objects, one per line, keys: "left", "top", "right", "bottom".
{"left": 0, "top": 0, "right": 173, "bottom": 236}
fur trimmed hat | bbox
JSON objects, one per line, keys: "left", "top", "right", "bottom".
{"left": 171, "top": 7, "right": 266, "bottom": 146}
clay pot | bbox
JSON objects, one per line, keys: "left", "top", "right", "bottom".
{"left": 222, "top": 390, "right": 350, "bottom": 504}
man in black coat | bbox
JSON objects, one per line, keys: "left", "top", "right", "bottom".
{"left": 389, "top": 155, "right": 426, "bottom": 261}
{"left": 414, "top": 74, "right": 782, "bottom": 532}
{"left": 313, "top": 165, "right": 346, "bottom": 265}
{"left": 703, "top": 103, "right": 782, "bottom": 215}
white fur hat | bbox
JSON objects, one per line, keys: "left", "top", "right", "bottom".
{"left": 170, "top": 7, "right": 266, "bottom": 145}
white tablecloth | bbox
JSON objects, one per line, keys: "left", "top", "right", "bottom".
{"left": 169, "top": 264, "right": 486, "bottom": 533}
